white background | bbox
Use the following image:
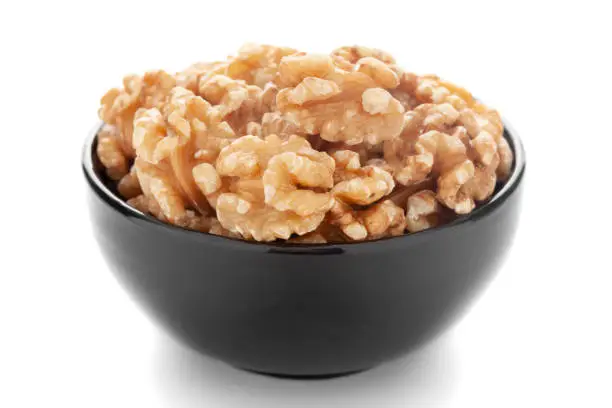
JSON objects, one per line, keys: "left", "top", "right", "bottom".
{"left": 1, "top": 1, "right": 611, "bottom": 407}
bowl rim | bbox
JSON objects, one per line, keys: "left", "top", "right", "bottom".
{"left": 83, "top": 120, "right": 525, "bottom": 250}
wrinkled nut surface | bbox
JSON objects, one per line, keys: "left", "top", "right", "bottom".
{"left": 328, "top": 199, "right": 406, "bottom": 241}
{"left": 263, "top": 152, "right": 335, "bottom": 216}
{"left": 331, "top": 150, "right": 395, "bottom": 206}
{"left": 261, "top": 112, "right": 303, "bottom": 138}
{"left": 216, "top": 193, "right": 327, "bottom": 242}
{"left": 277, "top": 77, "right": 405, "bottom": 145}
{"left": 100, "top": 71, "right": 176, "bottom": 157}
{"left": 356, "top": 57, "right": 399, "bottom": 89}
{"left": 331, "top": 45, "right": 396, "bottom": 66}
{"left": 96, "top": 43, "right": 514, "bottom": 242}
{"left": 406, "top": 190, "right": 442, "bottom": 232}
{"left": 97, "top": 124, "right": 128, "bottom": 180}
{"left": 117, "top": 167, "right": 142, "bottom": 199}
{"left": 210, "top": 135, "right": 335, "bottom": 241}
{"left": 228, "top": 43, "right": 297, "bottom": 88}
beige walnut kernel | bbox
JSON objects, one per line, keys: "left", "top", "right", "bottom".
{"left": 355, "top": 57, "right": 400, "bottom": 88}
{"left": 227, "top": 43, "right": 297, "bottom": 88}
{"left": 99, "top": 71, "right": 176, "bottom": 157}
{"left": 328, "top": 199, "right": 406, "bottom": 241}
{"left": 96, "top": 124, "right": 128, "bottom": 180}
{"left": 216, "top": 192, "right": 327, "bottom": 242}
{"left": 331, "top": 45, "right": 396, "bottom": 66}
{"left": 263, "top": 152, "right": 335, "bottom": 216}
{"left": 278, "top": 83, "right": 404, "bottom": 145}
{"left": 212, "top": 135, "right": 336, "bottom": 241}
{"left": 331, "top": 150, "right": 395, "bottom": 206}
{"left": 278, "top": 53, "right": 336, "bottom": 87}
{"left": 261, "top": 112, "right": 303, "bottom": 138}
{"left": 406, "top": 190, "right": 442, "bottom": 232}
{"left": 117, "top": 167, "right": 142, "bottom": 199}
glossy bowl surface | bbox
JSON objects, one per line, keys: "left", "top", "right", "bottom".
{"left": 83, "top": 122, "right": 525, "bottom": 378}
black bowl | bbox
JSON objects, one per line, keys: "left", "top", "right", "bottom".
{"left": 83, "top": 123, "right": 525, "bottom": 379}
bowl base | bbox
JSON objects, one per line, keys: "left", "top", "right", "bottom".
{"left": 241, "top": 367, "right": 371, "bottom": 380}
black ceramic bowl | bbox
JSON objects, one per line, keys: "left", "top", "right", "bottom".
{"left": 83, "top": 123, "right": 525, "bottom": 379}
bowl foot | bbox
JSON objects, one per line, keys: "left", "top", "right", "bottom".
{"left": 240, "top": 367, "right": 371, "bottom": 380}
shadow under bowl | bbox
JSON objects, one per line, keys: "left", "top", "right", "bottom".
{"left": 83, "top": 122, "right": 525, "bottom": 379}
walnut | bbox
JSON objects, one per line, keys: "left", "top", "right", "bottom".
{"left": 355, "top": 57, "right": 399, "bottom": 88}
{"left": 245, "top": 121, "right": 262, "bottom": 137}
{"left": 458, "top": 106, "right": 512, "bottom": 180}
{"left": 132, "top": 159, "right": 213, "bottom": 232}
{"left": 99, "top": 71, "right": 176, "bottom": 157}
{"left": 215, "top": 135, "right": 272, "bottom": 178}
{"left": 383, "top": 103, "right": 466, "bottom": 185}
{"left": 327, "top": 142, "right": 373, "bottom": 166}
{"left": 285, "top": 220, "right": 351, "bottom": 244}
{"left": 199, "top": 75, "right": 251, "bottom": 116}
{"left": 471, "top": 130, "right": 499, "bottom": 167}
{"left": 227, "top": 43, "right": 297, "bottom": 88}
{"left": 278, "top": 53, "right": 336, "bottom": 87}
{"left": 331, "top": 150, "right": 361, "bottom": 174}
{"left": 210, "top": 135, "right": 335, "bottom": 241}
{"left": 381, "top": 97, "right": 508, "bottom": 215}
{"left": 365, "top": 158, "right": 395, "bottom": 174}
{"left": 415, "top": 75, "right": 471, "bottom": 111}
{"left": 496, "top": 136, "right": 513, "bottom": 180}
{"left": 331, "top": 45, "right": 396, "bottom": 66}
{"left": 331, "top": 151, "right": 395, "bottom": 206}
{"left": 132, "top": 87, "right": 240, "bottom": 216}
{"left": 261, "top": 82, "right": 279, "bottom": 111}
{"left": 390, "top": 89, "right": 419, "bottom": 112}
{"left": 458, "top": 107, "right": 504, "bottom": 146}
{"left": 276, "top": 51, "right": 404, "bottom": 145}
{"left": 198, "top": 75, "right": 271, "bottom": 135}
{"left": 208, "top": 218, "right": 241, "bottom": 238}
{"left": 284, "top": 77, "right": 341, "bottom": 105}
{"left": 328, "top": 150, "right": 401, "bottom": 240}
{"left": 287, "top": 232, "right": 328, "bottom": 244}
{"left": 192, "top": 162, "right": 221, "bottom": 196}
{"left": 436, "top": 159, "right": 476, "bottom": 214}
{"left": 179, "top": 211, "right": 214, "bottom": 232}
{"left": 216, "top": 134, "right": 312, "bottom": 178}
{"left": 127, "top": 194, "right": 166, "bottom": 220}
{"left": 216, "top": 193, "right": 327, "bottom": 242}
{"left": 389, "top": 71, "right": 419, "bottom": 111}
{"left": 263, "top": 152, "right": 335, "bottom": 216}
{"left": 278, "top": 83, "right": 404, "bottom": 145}
{"left": 362, "top": 200, "right": 406, "bottom": 239}
{"left": 261, "top": 112, "right": 303, "bottom": 138}
{"left": 175, "top": 61, "right": 228, "bottom": 93}
{"left": 96, "top": 124, "right": 128, "bottom": 180}
{"left": 99, "top": 76, "right": 141, "bottom": 156}
{"left": 164, "top": 87, "right": 236, "bottom": 154}
{"left": 406, "top": 190, "right": 442, "bottom": 232}
{"left": 132, "top": 108, "right": 168, "bottom": 164}
{"left": 385, "top": 129, "right": 467, "bottom": 186}
{"left": 415, "top": 75, "right": 512, "bottom": 179}
{"left": 387, "top": 177, "right": 436, "bottom": 207}
{"left": 117, "top": 167, "right": 142, "bottom": 199}
{"left": 328, "top": 199, "right": 405, "bottom": 241}
{"left": 134, "top": 159, "right": 187, "bottom": 223}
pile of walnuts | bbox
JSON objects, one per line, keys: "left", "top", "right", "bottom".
{"left": 96, "top": 44, "right": 513, "bottom": 243}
